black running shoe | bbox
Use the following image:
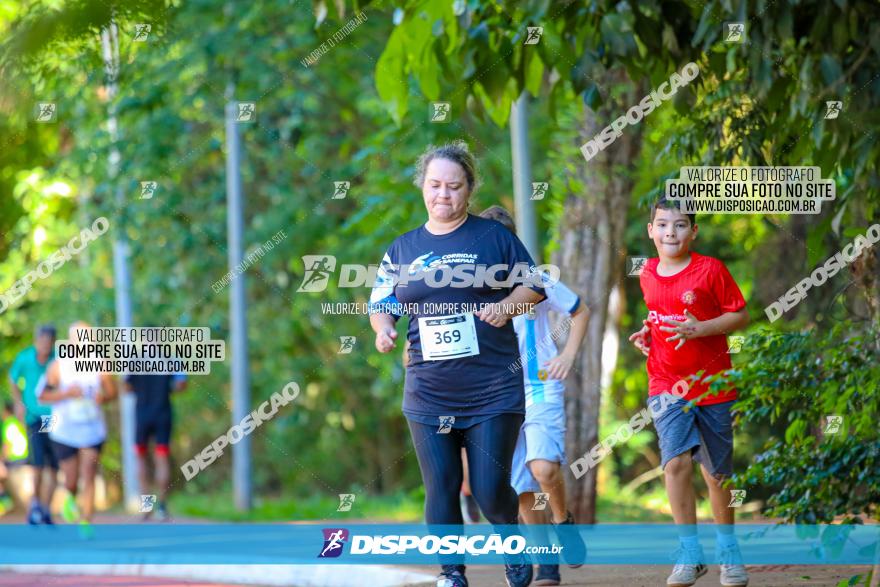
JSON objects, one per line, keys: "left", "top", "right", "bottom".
{"left": 534, "top": 564, "right": 560, "bottom": 586}
{"left": 505, "top": 562, "right": 533, "bottom": 587}
{"left": 437, "top": 564, "right": 468, "bottom": 587}
{"left": 554, "top": 511, "right": 587, "bottom": 568}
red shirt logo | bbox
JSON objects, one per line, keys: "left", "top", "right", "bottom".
{"left": 680, "top": 290, "right": 697, "bottom": 305}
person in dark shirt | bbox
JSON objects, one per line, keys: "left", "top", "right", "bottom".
{"left": 124, "top": 368, "right": 186, "bottom": 521}
{"left": 369, "top": 141, "right": 545, "bottom": 587}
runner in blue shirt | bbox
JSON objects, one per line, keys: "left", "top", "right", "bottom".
{"left": 369, "top": 141, "right": 545, "bottom": 587}
{"left": 8, "top": 324, "right": 58, "bottom": 524}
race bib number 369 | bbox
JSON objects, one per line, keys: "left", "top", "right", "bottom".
{"left": 418, "top": 313, "right": 480, "bottom": 361}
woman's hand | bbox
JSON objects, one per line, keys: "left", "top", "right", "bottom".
{"left": 474, "top": 303, "right": 511, "bottom": 328}
{"left": 375, "top": 326, "right": 398, "bottom": 353}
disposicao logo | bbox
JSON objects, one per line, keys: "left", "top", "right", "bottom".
{"left": 318, "top": 528, "right": 349, "bottom": 558}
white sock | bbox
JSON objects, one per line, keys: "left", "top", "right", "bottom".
{"left": 716, "top": 531, "right": 738, "bottom": 550}
{"left": 680, "top": 533, "right": 702, "bottom": 552}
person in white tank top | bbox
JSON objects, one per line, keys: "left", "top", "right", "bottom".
{"left": 47, "top": 358, "right": 106, "bottom": 448}
{"left": 38, "top": 322, "right": 117, "bottom": 530}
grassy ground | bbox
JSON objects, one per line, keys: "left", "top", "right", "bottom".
{"left": 160, "top": 484, "right": 685, "bottom": 523}
{"left": 165, "top": 489, "right": 425, "bottom": 522}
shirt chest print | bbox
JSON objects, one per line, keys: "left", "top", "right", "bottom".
{"left": 407, "top": 252, "right": 479, "bottom": 275}
{"left": 648, "top": 310, "right": 686, "bottom": 325}
{"left": 680, "top": 289, "right": 697, "bottom": 305}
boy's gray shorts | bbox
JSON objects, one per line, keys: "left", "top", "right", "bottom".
{"left": 649, "top": 394, "right": 735, "bottom": 478}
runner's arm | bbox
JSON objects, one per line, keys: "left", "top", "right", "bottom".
{"left": 544, "top": 304, "right": 591, "bottom": 380}
{"left": 8, "top": 375, "right": 24, "bottom": 422}
{"left": 628, "top": 316, "right": 651, "bottom": 357}
{"left": 37, "top": 362, "right": 81, "bottom": 403}
{"left": 475, "top": 285, "right": 545, "bottom": 327}
{"left": 503, "top": 285, "right": 545, "bottom": 315}
{"left": 96, "top": 373, "right": 118, "bottom": 404}
{"left": 561, "top": 304, "right": 590, "bottom": 357}
{"left": 695, "top": 308, "right": 750, "bottom": 336}
{"left": 370, "top": 313, "right": 398, "bottom": 353}
{"left": 660, "top": 308, "right": 749, "bottom": 343}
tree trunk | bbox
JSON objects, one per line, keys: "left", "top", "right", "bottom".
{"left": 555, "top": 69, "right": 643, "bottom": 523}
{"left": 850, "top": 239, "right": 880, "bottom": 350}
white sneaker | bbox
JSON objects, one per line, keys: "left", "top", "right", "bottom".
{"left": 668, "top": 547, "right": 707, "bottom": 586}
{"left": 718, "top": 545, "right": 749, "bottom": 586}
{"left": 719, "top": 564, "right": 748, "bottom": 587}
{"left": 667, "top": 563, "right": 708, "bottom": 586}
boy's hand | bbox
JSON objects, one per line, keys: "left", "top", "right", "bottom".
{"left": 544, "top": 352, "right": 575, "bottom": 380}
{"left": 660, "top": 309, "right": 703, "bottom": 350}
{"left": 628, "top": 320, "right": 651, "bottom": 357}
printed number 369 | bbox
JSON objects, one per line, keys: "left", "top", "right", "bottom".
{"left": 434, "top": 330, "right": 462, "bottom": 344}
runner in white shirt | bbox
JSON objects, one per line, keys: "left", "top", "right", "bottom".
{"left": 480, "top": 206, "right": 590, "bottom": 584}
{"left": 38, "top": 321, "right": 117, "bottom": 536}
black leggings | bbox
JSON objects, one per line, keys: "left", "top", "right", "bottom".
{"left": 407, "top": 413, "right": 523, "bottom": 526}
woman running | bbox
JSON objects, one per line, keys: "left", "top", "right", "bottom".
{"left": 38, "top": 321, "right": 117, "bottom": 536}
{"left": 369, "top": 141, "right": 545, "bottom": 587}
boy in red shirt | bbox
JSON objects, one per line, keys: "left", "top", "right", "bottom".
{"left": 629, "top": 198, "right": 750, "bottom": 587}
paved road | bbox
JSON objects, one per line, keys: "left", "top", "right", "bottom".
{"left": 0, "top": 564, "right": 869, "bottom": 587}
{"left": 0, "top": 513, "right": 872, "bottom": 586}
{"left": 411, "top": 563, "right": 872, "bottom": 586}
{"left": 0, "top": 574, "right": 247, "bottom": 587}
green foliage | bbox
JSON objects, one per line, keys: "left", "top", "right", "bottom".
{"left": 0, "top": 0, "right": 532, "bottom": 503}
{"left": 717, "top": 324, "right": 880, "bottom": 523}
{"left": 371, "top": 0, "right": 880, "bottom": 455}
{"left": 2, "top": 0, "right": 878, "bottom": 525}
{"left": 368, "top": 0, "right": 880, "bottom": 236}
{"left": 835, "top": 572, "right": 872, "bottom": 587}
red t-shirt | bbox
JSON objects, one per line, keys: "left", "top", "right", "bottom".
{"left": 639, "top": 252, "right": 746, "bottom": 405}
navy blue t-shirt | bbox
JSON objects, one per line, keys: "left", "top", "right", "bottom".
{"left": 369, "top": 214, "right": 545, "bottom": 425}
{"left": 125, "top": 374, "right": 175, "bottom": 416}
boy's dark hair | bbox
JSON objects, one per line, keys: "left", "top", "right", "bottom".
{"left": 650, "top": 196, "right": 696, "bottom": 226}
{"left": 35, "top": 324, "right": 57, "bottom": 339}
{"left": 480, "top": 205, "right": 516, "bottom": 234}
